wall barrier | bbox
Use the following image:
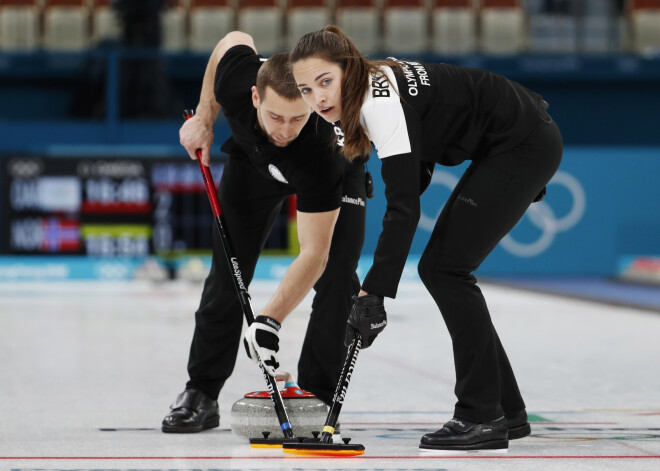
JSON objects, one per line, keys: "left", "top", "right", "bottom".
{"left": 1, "top": 146, "right": 658, "bottom": 280}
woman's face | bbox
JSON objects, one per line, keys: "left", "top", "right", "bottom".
{"left": 292, "top": 57, "right": 344, "bottom": 123}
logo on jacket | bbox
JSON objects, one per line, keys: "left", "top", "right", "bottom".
{"left": 371, "top": 74, "right": 390, "bottom": 98}
{"left": 399, "top": 60, "right": 430, "bottom": 96}
{"left": 268, "top": 164, "right": 289, "bottom": 184}
{"left": 342, "top": 195, "right": 365, "bottom": 207}
{"left": 333, "top": 124, "right": 345, "bottom": 147}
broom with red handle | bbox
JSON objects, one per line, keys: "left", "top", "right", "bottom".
{"left": 183, "top": 109, "right": 295, "bottom": 442}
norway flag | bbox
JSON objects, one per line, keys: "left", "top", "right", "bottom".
{"left": 42, "top": 217, "right": 81, "bottom": 253}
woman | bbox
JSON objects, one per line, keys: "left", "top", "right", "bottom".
{"left": 290, "top": 25, "right": 563, "bottom": 452}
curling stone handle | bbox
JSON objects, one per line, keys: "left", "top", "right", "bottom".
{"left": 275, "top": 371, "right": 296, "bottom": 386}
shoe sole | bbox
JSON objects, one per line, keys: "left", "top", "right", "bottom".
{"left": 161, "top": 415, "right": 220, "bottom": 433}
{"left": 508, "top": 423, "right": 531, "bottom": 440}
{"left": 419, "top": 447, "right": 508, "bottom": 455}
{"left": 419, "top": 439, "right": 508, "bottom": 453}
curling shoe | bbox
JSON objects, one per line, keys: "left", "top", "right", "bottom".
{"left": 507, "top": 409, "right": 531, "bottom": 440}
{"left": 419, "top": 416, "right": 508, "bottom": 452}
{"left": 162, "top": 388, "right": 219, "bottom": 433}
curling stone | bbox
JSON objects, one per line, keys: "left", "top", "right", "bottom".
{"left": 230, "top": 372, "right": 328, "bottom": 439}
{"left": 133, "top": 258, "right": 169, "bottom": 282}
{"left": 176, "top": 257, "right": 209, "bottom": 283}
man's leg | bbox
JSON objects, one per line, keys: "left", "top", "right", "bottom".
{"left": 297, "top": 162, "right": 366, "bottom": 405}
{"left": 163, "top": 156, "right": 288, "bottom": 432}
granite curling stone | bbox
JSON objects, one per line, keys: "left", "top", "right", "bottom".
{"left": 230, "top": 374, "right": 328, "bottom": 439}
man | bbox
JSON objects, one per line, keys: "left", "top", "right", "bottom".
{"left": 162, "top": 31, "right": 366, "bottom": 433}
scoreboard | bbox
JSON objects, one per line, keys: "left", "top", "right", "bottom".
{"left": 2, "top": 155, "right": 294, "bottom": 257}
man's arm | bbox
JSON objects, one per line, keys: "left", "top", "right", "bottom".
{"left": 180, "top": 31, "right": 257, "bottom": 166}
{"left": 259, "top": 208, "right": 340, "bottom": 323}
{"left": 244, "top": 208, "right": 339, "bottom": 375}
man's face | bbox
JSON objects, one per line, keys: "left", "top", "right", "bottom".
{"left": 252, "top": 86, "right": 312, "bottom": 147}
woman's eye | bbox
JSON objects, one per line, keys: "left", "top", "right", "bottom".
{"left": 299, "top": 88, "right": 310, "bottom": 94}
{"left": 322, "top": 79, "right": 331, "bottom": 86}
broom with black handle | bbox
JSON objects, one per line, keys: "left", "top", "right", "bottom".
{"left": 282, "top": 331, "right": 366, "bottom": 456}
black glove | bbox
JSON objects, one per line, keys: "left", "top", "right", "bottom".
{"left": 243, "top": 315, "right": 281, "bottom": 376}
{"left": 345, "top": 294, "right": 387, "bottom": 349}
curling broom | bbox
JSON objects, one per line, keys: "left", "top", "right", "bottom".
{"left": 184, "top": 110, "right": 299, "bottom": 447}
{"left": 282, "top": 332, "right": 366, "bottom": 456}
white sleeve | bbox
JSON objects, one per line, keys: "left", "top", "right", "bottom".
{"left": 360, "top": 67, "right": 412, "bottom": 159}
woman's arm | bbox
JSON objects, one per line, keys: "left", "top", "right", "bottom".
{"left": 361, "top": 151, "right": 421, "bottom": 298}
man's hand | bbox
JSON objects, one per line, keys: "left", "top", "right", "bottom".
{"left": 345, "top": 294, "right": 387, "bottom": 349}
{"left": 179, "top": 114, "right": 214, "bottom": 167}
{"left": 243, "top": 315, "right": 281, "bottom": 376}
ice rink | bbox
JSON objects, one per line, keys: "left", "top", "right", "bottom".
{"left": 1, "top": 278, "right": 659, "bottom": 470}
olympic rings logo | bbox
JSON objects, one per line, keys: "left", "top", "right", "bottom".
{"left": 418, "top": 170, "right": 586, "bottom": 258}
{"left": 7, "top": 158, "right": 44, "bottom": 178}
{"left": 94, "top": 261, "right": 130, "bottom": 280}
{"left": 501, "top": 171, "right": 586, "bottom": 257}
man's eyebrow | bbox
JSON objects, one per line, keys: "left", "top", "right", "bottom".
{"left": 267, "top": 111, "right": 308, "bottom": 119}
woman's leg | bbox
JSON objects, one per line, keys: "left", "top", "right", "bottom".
{"left": 418, "top": 119, "right": 562, "bottom": 423}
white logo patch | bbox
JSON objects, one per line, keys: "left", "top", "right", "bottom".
{"left": 268, "top": 164, "right": 289, "bottom": 184}
{"left": 360, "top": 66, "right": 411, "bottom": 159}
{"left": 333, "top": 124, "right": 345, "bottom": 147}
{"left": 342, "top": 195, "right": 365, "bottom": 207}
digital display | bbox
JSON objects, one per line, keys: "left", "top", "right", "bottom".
{"left": 2, "top": 155, "right": 289, "bottom": 257}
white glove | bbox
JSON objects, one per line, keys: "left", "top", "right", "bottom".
{"left": 243, "top": 315, "right": 281, "bottom": 376}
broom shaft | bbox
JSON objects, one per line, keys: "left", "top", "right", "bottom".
{"left": 184, "top": 110, "right": 295, "bottom": 438}
{"left": 321, "top": 332, "right": 362, "bottom": 443}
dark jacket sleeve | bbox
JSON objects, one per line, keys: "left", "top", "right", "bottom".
{"left": 214, "top": 45, "right": 262, "bottom": 110}
{"left": 361, "top": 147, "right": 421, "bottom": 299}
{"left": 290, "top": 150, "right": 344, "bottom": 213}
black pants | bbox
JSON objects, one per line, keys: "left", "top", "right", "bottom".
{"left": 185, "top": 155, "right": 366, "bottom": 406}
{"left": 418, "top": 117, "right": 563, "bottom": 423}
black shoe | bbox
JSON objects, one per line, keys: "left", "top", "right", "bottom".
{"left": 161, "top": 388, "right": 219, "bottom": 433}
{"left": 506, "top": 410, "right": 531, "bottom": 440}
{"left": 419, "top": 416, "right": 508, "bottom": 451}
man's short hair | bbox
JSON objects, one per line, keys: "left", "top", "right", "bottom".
{"left": 256, "top": 53, "right": 301, "bottom": 101}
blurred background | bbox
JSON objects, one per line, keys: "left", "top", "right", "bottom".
{"left": 0, "top": 0, "right": 659, "bottom": 294}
